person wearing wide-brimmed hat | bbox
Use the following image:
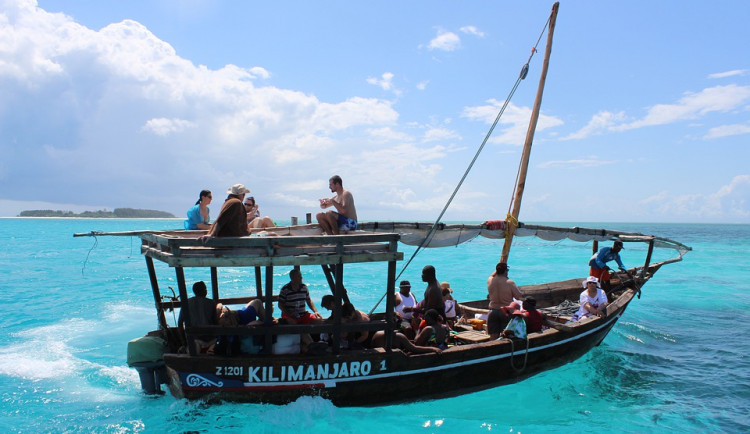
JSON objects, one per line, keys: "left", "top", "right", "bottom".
{"left": 201, "top": 184, "right": 251, "bottom": 240}
{"left": 571, "top": 276, "right": 609, "bottom": 321}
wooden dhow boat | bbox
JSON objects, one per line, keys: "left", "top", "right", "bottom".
{"left": 110, "top": 220, "right": 687, "bottom": 406}
{"left": 76, "top": 3, "right": 691, "bottom": 406}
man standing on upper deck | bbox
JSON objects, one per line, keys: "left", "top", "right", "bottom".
{"left": 316, "top": 175, "right": 358, "bottom": 235}
{"left": 201, "top": 184, "right": 250, "bottom": 240}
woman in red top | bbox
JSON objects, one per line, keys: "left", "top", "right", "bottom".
{"left": 515, "top": 296, "right": 545, "bottom": 333}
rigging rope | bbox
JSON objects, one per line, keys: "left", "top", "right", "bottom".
{"left": 369, "top": 13, "right": 554, "bottom": 315}
{"left": 81, "top": 232, "right": 99, "bottom": 276}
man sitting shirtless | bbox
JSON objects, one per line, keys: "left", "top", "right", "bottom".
{"left": 316, "top": 175, "right": 358, "bottom": 235}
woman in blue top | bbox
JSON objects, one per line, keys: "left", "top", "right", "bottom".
{"left": 184, "top": 190, "right": 212, "bottom": 230}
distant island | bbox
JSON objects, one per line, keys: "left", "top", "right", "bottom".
{"left": 19, "top": 208, "right": 176, "bottom": 218}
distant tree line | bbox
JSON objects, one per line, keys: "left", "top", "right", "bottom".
{"left": 19, "top": 208, "right": 175, "bottom": 218}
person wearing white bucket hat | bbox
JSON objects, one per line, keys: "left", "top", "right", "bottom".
{"left": 571, "top": 275, "right": 609, "bottom": 321}
{"left": 201, "top": 184, "right": 250, "bottom": 240}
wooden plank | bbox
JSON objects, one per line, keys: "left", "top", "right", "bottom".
{"left": 454, "top": 330, "right": 492, "bottom": 343}
{"left": 142, "top": 245, "right": 402, "bottom": 268}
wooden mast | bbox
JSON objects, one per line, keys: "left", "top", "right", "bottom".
{"left": 500, "top": 2, "right": 559, "bottom": 263}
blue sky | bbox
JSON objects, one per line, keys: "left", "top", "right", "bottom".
{"left": 1, "top": 0, "right": 748, "bottom": 223}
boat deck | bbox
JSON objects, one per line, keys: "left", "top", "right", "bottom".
{"left": 140, "top": 228, "right": 403, "bottom": 267}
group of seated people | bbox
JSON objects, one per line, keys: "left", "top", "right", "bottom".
{"left": 177, "top": 258, "right": 614, "bottom": 356}
{"left": 176, "top": 269, "right": 446, "bottom": 356}
{"left": 184, "top": 185, "right": 276, "bottom": 235}
{"left": 184, "top": 175, "right": 358, "bottom": 237}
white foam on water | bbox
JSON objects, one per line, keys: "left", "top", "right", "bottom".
{"left": 0, "top": 303, "right": 154, "bottom": 401}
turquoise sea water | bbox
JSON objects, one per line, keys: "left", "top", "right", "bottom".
{"left": 0, "top": 218, "right": 748, "bottom": 433}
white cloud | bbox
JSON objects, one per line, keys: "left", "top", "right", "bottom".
{"left": 640, "top": 175, "right": 750, "bottom": 221}
{"left": 0, "top": 1, "right": 423, "bottom": 218}
{"left": 460, "top": 26, "right": 485, "bottom": 38}
{"left": 142, "top": 118, "right": 196, "bottom": 136}
{"left": 423, "top": 127, "right": 460, "bottom": 143}
{"left": 566, "top": 84, "right": 750, "bottom": 139}
{"left": 427, "top": 30, "right": 461, "bottom": 51}
{"left": 614, "top": 85, "right": 750, "bottom": 130}
{"left": 366, "top": 72, "right": 400, "bottom": 95}
{"left": 249, "top": 66, "right": 270, "bottom": 79}
{"left": 461, "top": 99, "right": 563, "bottom": 145}
{"left": 562, "top": 111, "right": 626, "bottom": 140}
{"left": 538, "top": 158, "right": 616, "bottom": 169}
{"left": 708, "top": 70, "right": 747, "bottom": 79}
{"left": 703, "top": 122, "right": 750, "bottom": 139}
{"left": 416, "top": 80, "right": 429, "bottom": 91}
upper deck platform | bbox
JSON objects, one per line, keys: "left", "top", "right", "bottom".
{"left": 140, "top": 225, "right": 403, "bottom": 268}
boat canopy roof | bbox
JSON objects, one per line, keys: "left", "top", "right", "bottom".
{"left": 82, "top": 220, "right": 690, "bottom": 267}
{"left": 356, "top": 221, "right": 691, "bottom": 259}
{"left": 139, "top": 229, "right": 403, "bottom": 268}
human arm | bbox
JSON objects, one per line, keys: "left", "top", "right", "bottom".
{"left": 306, "top": 294, "right": 322, "bottom": 319}
{"left": 583, "top": 291, "right": 609, "bottom": 317}
{"left": 510, "top": 280, "right": 522, "bottom": 300}
{"left": 615, "top": 253, "right": 626, "bottom": 271}
{"left": 322, "top": 191, "right": 354, "bottom": 218}
{"left": 543, "top": 317, "right": 575, "bottom": 333}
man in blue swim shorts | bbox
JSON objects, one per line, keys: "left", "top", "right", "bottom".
{"left": 316, "top": 175, "right": 358, "bottom": 234}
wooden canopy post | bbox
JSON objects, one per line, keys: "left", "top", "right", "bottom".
{"left": 500, "top": 1, "right": 559, "bottom": 264}
{"left": 145, "top": 255, "right": 169, "bottom": 332}
{"left": 321, "top": 264, "right": 351, "bottom": 304}
{"left": 210, "top": 267, "right": 219, "bottom": 300}
{"left": 331, "top": 260, "right": 345, "bottom": 354}
{"left": 642, "top": 239, "right": 655, "bottom": 278}
{"left": 262, "top": 265, "right": 274, "bottom": 353}
{"left": 254, "top": 266, "right": 263, "bottom": 299}
{"left": 175, "top": 266, "right": 196, "bottom": 356}
{"left": 385, "top": 243, "right": 397, "bottom": 350}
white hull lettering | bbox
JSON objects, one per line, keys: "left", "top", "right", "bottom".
{"left": 248, "top": 366, "right": 261, "bottom": 382}
{"left": 288, "top": 365, "right": 303, "bottom": 381}
{"left": 244, "top": 361, "right": 376, "bottom": 383}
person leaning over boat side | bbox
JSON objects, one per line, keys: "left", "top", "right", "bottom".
{"left": 218, "top": 299, "right": 267, "bottom": 327}
{"left": 342, "top": 302, "right": 372, "bottom": 349}
{"left": 571, "top": 276, "right": 609, "bottom": 321}
{"left": 244, "top": 196, "right": 275, "bottom": 229}
{"left": 589, "top": 240, "right": 627, "bottom": 288}
{"left": 184, "top": 190, "right": 212, "bottom": 230}
{"left": 370, "top": 331, "right": 441, "bottom": 354}
{"left": 177, "top": 281, "right": 218, "bottom": 354}
{"left": 316, "top": 175, "right": 358, "bottom": 235}
{"left": 200, "top": 184, "right": 250, "bottom": 241}
{"left": 487, "top": 262, "right": 523, "bottom": 339}
{"left": 320, "top": 295, "right": 341, "bottom": 318}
